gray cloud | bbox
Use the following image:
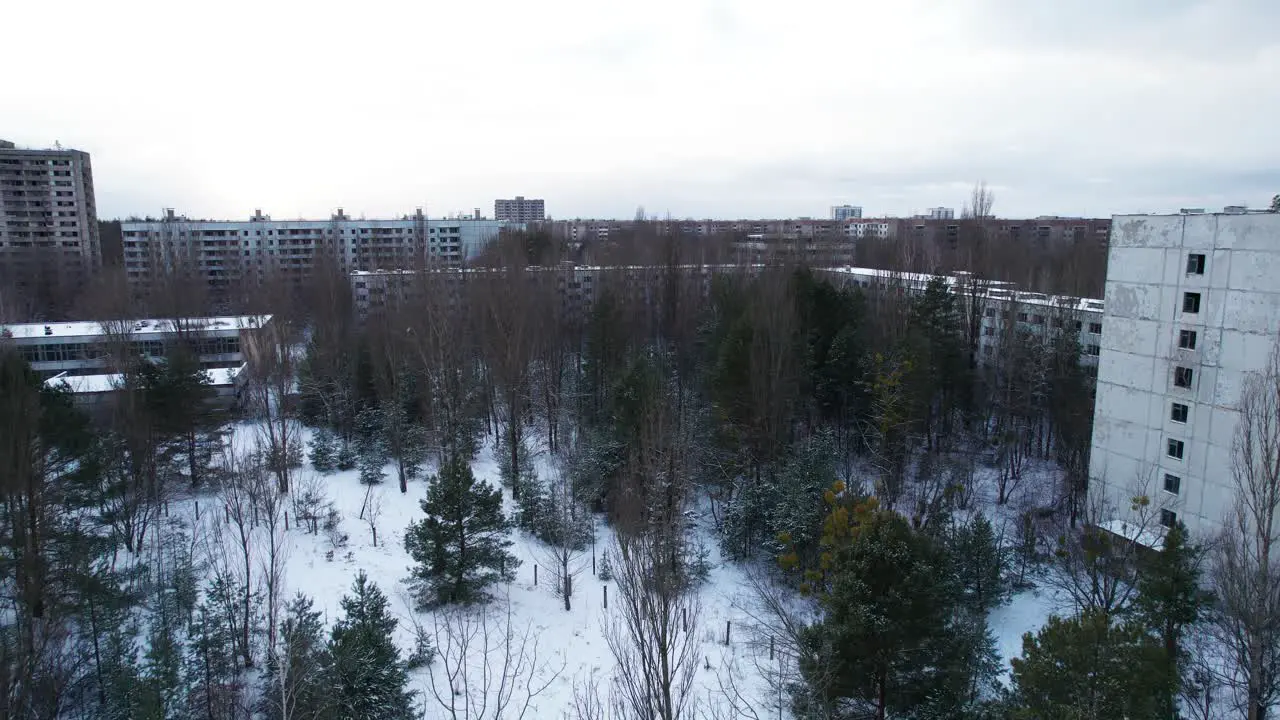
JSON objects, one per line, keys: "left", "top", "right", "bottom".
{"left": 3, "top": 0, "right": 1276, "bottom": 220}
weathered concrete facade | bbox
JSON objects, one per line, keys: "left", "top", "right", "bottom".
{"left": 1089, "top": 212, "right": 1280, "bottom": 538}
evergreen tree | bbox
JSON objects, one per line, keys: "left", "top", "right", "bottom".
{"left": 327, "top": 572, "right": 414, "bottom": 720}
{"left": 336, "top": 438, "right": 358, "bottom": 471}
{"left": 139, "top": 594, "right": 184, "bottom": 718}
{"left": 183, "top": 599, "right": 243, "bottom": 719}
{"left": 1010, "top": 611, "right": 1171, "bottom": 720}
{"left": 948, "top": 515, "right": 1009, "bottom": 614}
{"left": 598, "top": 549, "right": 614, "bottom": 581}
{"left": 261, "top": 593, "right": 333, "bottom": 720}
{"left": 515, "top": 469, "right": 552, "bottom": 539}
{"left": 309, "top": 427, "right": 338, "bottom": 472}
{"left": 94, "top": 617, "right": 146, "bottom": 720}
{"left": 1, "top": 350, "right": 132, "bottom": 713}
{"left": 793, "top": 500, "right": 979, "bottom": 718}
{"left": 405, "top": 455, "right": 519, "bottom": 605}
{"left": 381, "top": 395, "right": 429, "bottom": 493}
{"left": 495, "top": 428, "right": 533, "bottom": 491}
{"left": 146, "top": 345, "right": 223, "bottom": 488}
{"left": 722, "top": 433, "right": 836, "bottom": 561}
{"left": 355, "top": 405, "right": 387, "bottom": 485}
{"left": 1134, "top": 521, "right": 1208, "bottom": 718}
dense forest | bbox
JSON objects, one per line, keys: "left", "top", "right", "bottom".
{"left": 2, "top": 219, "right": 1279, "bottom": 720}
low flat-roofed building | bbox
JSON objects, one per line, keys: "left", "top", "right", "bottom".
{"left": 0, "top": 314, "right": 271, "bottom": 377}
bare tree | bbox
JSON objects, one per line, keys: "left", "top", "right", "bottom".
{"left": 207, "top": 441, "right": 269, "bottom": 669}
{"left": 536, "top": 462, "right": 591, "bottom": 612}
{"left": 1213, "top": 343, "right": 1280, "bottom": 720}
{"left": 474, "top": 264, "right": 538, "bottom": 498}
{"left": 566, "top": 671, "right": 608, "bottom": 720}
{"left": 244, "top": 312, "right": 302, "bottom": 494}
{"left": 1047, "top": 466, "right": 1163, "bottom": 620}
{"left": 364, "top": 484, "right": 384, "bottom": 548}
{"left": 603, "top": 527, "right": 702, "bottom": 720}
{"left": 721, "top": 566, "right": 829, "bottom": 719}
{"left": 425, "top": 597, "right": 563, "bottom": 720}
{"left": 256, "top": 461, "right": 291, "bottom": 659}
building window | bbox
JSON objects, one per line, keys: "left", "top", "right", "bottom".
{"left": 1171, "top": 402, "right": 1189, "bottom": 423}
{"left": 1164, "top": 473, "right": 1181, "bottom": 495}
{"left": 1088, "top": 322, "right": 1103, "bottom": 335}
{"left": 1160, "top": 509, "right": 1178, "bottom": 528}
{"left": 1167, "top": 438, "right": 1185, "bottom": 460}
{"left": 1032, "top": 314, "right": 1044, "bottom": 325}
{"left": 983, "top": 327, "right": 994, "bottom": 336}
{"left": 1085, "top": 344, "right": 1101, "bottom": 356}
{"left": 1179, "top": 330, "right": 1198, "bottom": 350}
{"left": 1183, "top": 292, "right": 1201, "bottom": 314}
{"left": 1187, "top": 253, "right": 1205, "bottom": 275}
{"left": 1174, "top": 366, "right": 1194, "bottom": 388}
{"left": 1017, "top": 312, "right": 1028, "bottom": 322}
{"left": 984, "top": 308, "right": 996, "bottom": 317}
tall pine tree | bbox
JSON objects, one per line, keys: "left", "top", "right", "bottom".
{"left": 327, "top": 572, "right": 414, "bottom": 720}
{"left": 1134, "top": 521, "right": 1209, "bottom": 719}
{"left": 405, "top": 455, "right": 518, "bottom": 605}
{"left": 1010, "top": 611, "right": 1171, "bottom": 720}
{"left": 791, "top": 495, "right": 988, "bottom": 719}
{"left": 355, "top": 405, "right": 387, "bottom": 486}
{"left": 261, "top": 593, "right": 333, "bottom": 720}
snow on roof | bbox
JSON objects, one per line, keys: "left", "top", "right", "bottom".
{"left": 824, "top": 266, "right": 1104, "bottom": 313}
{"left": 207, "top": 364, "right": 246, "bottom": 386}
{"left": 44, "top": 373, "right": 120, "bottom": 394}
{"left": 2, "top": 315, "right": 271, "bottom": 342}
{"left": 1095, "top": 519, "right": 1165, "bottom": 551}
{"left": 44, "top": 364, "right": 246, "bottom": 395}
{"left": 350, "top": 264, "right": 763, "bottom": 277}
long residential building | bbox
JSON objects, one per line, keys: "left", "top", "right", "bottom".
{"left": 1089, "top": 210, "right": 1280, "bottom": 541}
{"left": 0, "top": 314, "right": 271, "bottom": 378}
{"left": 816, "top": 266, "right": 1105, "bottom": 367}
{"left": 350, "top": 263, "right": 1106, "bottom": 371}
{"left": 120, "top": 208, "right": 513, "bottom": 293}
{"left": 0, "top": 139, "right": 102, "bottom": 303}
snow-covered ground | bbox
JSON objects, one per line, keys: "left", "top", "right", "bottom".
{"left": 191, "top": 422, "right": 1057, "bottom": 717}
{"left": 206, "top": 423, "right": 799, "bottom": 717}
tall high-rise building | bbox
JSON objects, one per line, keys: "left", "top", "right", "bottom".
{"left": 831, "top": 205, "right": 863, "bottom": 221}
{"left": 926, "top": 207, "right": 955, "bottom": 220}
{"left": 0, "top": 139, "right": 101, "bottom": 310}
{"left": 494, "top": 196, "right": 545, "bottom": 223}
{"left": 1089, "top": 209, "right": 1280, "bottom": 540}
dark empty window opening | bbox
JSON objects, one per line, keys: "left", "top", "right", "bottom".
{"left": 1187, "top": 253, "right": 1205, "bottom": 275}
{"left": 1164, "top": 473, "right": 1181, "bottom": 495}
{"left": 1172, "top": 366, "right": 1192, "bottom": 389}
{"left": 1171, "top": 403, "right": 1189, "bottom": 423}
{"left": 1179, "top": 330, "right": 1198, "bottom": 350}
{"left": 1183, "top": 292, "right": 1201, "bottom": 314}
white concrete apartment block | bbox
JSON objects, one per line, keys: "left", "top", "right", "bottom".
{"left": 1089, "top": 211, "right": 1280, "bottom": 539}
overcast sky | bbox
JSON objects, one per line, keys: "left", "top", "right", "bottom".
{"left": 5, "top": 0, "right": 1278, "bottom": 220}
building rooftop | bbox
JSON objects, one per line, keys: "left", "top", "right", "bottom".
{"left": 44, "top": 364, "right": 246, "bottom": 394}
{"left": 1, "top": 315, "right": 271, "bottom": 341}
{"left": 824, "top": 266, "right": 1104, "bottom": 313}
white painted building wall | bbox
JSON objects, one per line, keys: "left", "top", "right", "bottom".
{"left": 121, "top": 213, "right": 513, "bottom": 288}
{"left": 1089, "top": 212, "right": 1280, "bottom": 538}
